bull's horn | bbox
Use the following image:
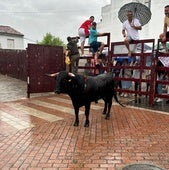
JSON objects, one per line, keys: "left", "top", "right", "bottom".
{"left": 45, "top": 72, "right": 59, "bottom": 77}
{"left": 68, "top": 72, "right": 75, "bottom": 77}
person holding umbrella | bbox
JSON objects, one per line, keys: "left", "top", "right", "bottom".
{"left": 159, "top": 5, "right": 169, "bottom": 52}
{"left": 122, "top": 10, "right": 142, "bottom": 56}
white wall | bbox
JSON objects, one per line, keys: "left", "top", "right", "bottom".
{"left": 0, "top": 34, "right": 24, "bottom": 49}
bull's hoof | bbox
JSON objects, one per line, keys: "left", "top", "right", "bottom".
{"left": 84, "top": 123, "right": 89, "bottom": 127}
{"left": 84, "top": 121, "right": 89, "bottom": 127}
{"left": 54, "top": 90, "right": 60, "bottom": 94}
{"left": 102, "top": 111, "right": 106, "bottom": 115}
{"left": 105, "top": 116, "right": 110, "bottom": 120}
{"left": 74, "top": 122, "right": 79, "bottom": 126}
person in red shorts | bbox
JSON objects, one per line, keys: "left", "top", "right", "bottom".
{"left": 78, "top": 16, "right": 94, "bottom": 56}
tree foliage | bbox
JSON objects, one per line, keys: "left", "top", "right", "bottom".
{"left": 38, "top": 32, "right": 66, "bottom": 48}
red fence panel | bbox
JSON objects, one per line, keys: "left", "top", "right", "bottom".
{"left": 110, "top": 39, "right": 156, "bottom": 106}
{"left": 77, "top": 33, "right": 111, "bottom": 75}
{"left": 0, "top": 50, "right": 7, "bottom": 75}
{"left": 27, "top": 44, "right": 65, "bottom": 97}
{"left": 0, "top": 49, "right": 27, "bottom": 80}
{"left": 154, "top": 39, "right": 169, "bottom": 101}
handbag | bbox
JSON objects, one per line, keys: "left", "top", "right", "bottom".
{"left": 65, "top": 50, "right": 71, "bottom": 65}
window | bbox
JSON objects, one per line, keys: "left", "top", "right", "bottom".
{"left": 7, "top": 39, "right": 14, "bottom": 49}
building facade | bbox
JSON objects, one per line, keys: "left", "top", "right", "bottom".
{"left": 98, "top": 0, "right": 168, "bottom": 45}
{"left": 0, "top": 26, "right": 24, "bottom": 49}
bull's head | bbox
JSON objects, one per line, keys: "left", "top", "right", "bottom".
{"left": 46, "top": 71, "right": 80, "bottom": 94}
{"left": 55, "top": 71, "right": 75, "bottom": 94}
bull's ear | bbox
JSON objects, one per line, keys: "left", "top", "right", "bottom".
{"left": 45, "top": 73, "right": 59, "bottom": 77}
{"left": 68, "top": 72, "right": 75, "bottom": 77}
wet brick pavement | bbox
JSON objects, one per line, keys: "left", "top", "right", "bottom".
{"left": 0, "top": 74, "right": 169, "bottom": 170}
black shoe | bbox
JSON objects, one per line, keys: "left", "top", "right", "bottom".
{"left": 95, "top": 63, "right": 101, "bottom": 68}
{"left": 166, "top": 100, "right": 169, "bottom": 104}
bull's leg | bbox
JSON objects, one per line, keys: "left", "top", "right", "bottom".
{"left": 105, "top": 100, "right": 112, "bottom": 120}
{"left": 102, "top": 101, "right": 107, "bottom": 115}
{"left": 84, "top": 103, "right": 91, "bottom": 127}
{"left": 74, "top": 107, "right": 79, "bottom": 126}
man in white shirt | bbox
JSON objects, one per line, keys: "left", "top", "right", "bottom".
{"left": 122, "top": 10, "right": 142, "bottom": 56}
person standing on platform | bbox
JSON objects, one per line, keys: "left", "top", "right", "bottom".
{"left": 67, "top": 36, "right": 80, "bottom": 74}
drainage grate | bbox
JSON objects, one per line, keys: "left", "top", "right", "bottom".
{"left": 122, "top": 164, "right": 164, "bottom": 170}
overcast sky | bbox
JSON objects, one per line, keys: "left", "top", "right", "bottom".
{"left": 0, "top": 0, "right": 110, "bottom": 47}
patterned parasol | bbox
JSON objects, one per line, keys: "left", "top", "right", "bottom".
{"left": 118, "top": 2, "right": 152, "bottom": 26}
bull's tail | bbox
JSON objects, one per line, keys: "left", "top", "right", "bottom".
{"left": 113, "top": 91, "right": 125, "bottom": 107}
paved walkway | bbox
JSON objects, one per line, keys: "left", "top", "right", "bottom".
{"left": 0, "top": 74, "right": 169, "bottom": 170}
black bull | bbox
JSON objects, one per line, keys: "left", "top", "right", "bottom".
{"left": 47, "top": 71, "right": 124, "bottom": 127}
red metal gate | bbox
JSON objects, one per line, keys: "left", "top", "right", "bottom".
{"left": 110, "top": 39, "right": 156, "bottom": 106}
{"left": 27, "top": 44, "right": 65, "bottom": 98}
{"left": 77, "top": 33, "right": 111, "bottom": 75}
{"left": 154, "top": 39, "right": 169, "bottom": 102}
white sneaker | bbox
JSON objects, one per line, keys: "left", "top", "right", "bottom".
{"left": 156, "top": 98, "right": 163, "bottom": 102}
{"left": 80, "top": 54, "right": 86, "bottom": 57}
{"left": 159, "top": 49, "right": 167, "bottom": 53}
{"left": 120, "top": 93, "right": 124, "bottom": 97}
{"left": 124, "top": 93, "right": 128, "bottom": 97}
